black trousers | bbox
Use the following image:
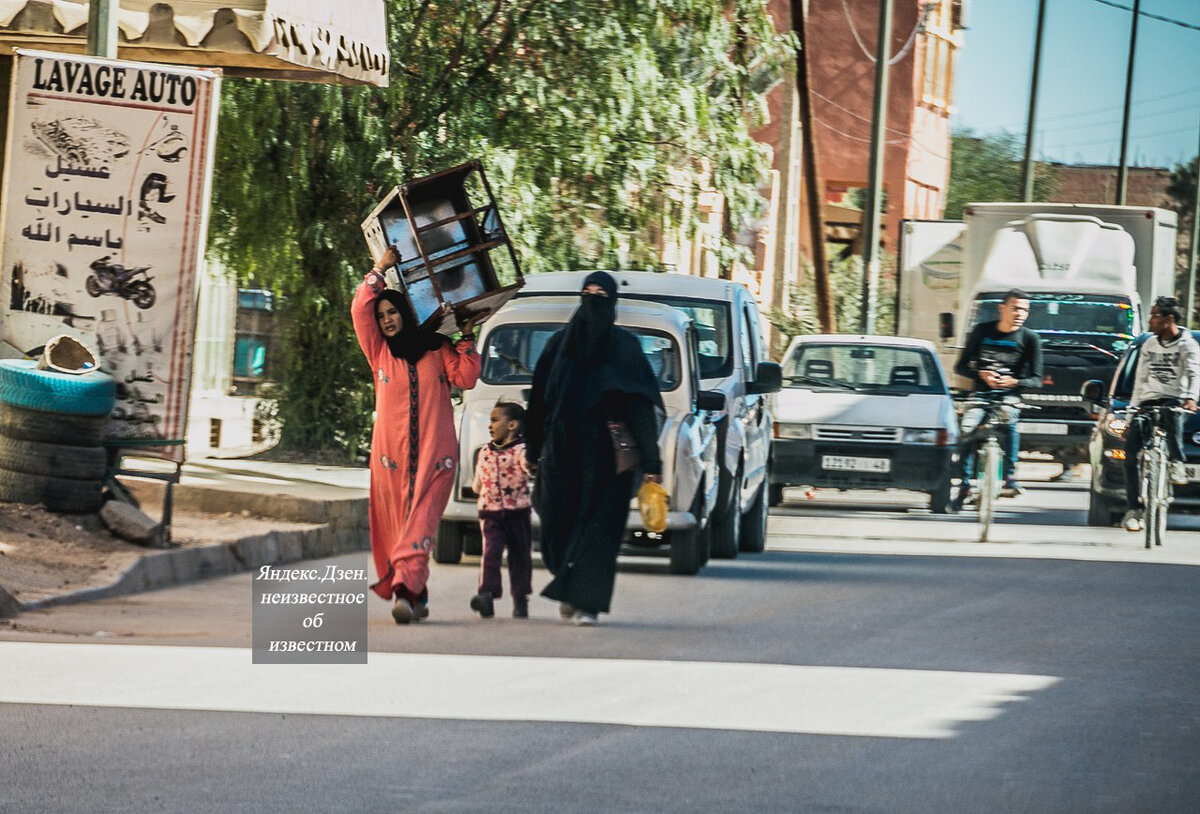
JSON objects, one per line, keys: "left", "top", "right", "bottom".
{"left": 1124, "top": 398, "right": 1185, "bottom": 510}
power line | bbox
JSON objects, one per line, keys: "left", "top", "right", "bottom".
{"left": 1090, "top": 0, "right": 1200, "bottom": 33}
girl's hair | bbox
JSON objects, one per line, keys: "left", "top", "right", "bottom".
{"left": 494, "top": 399, "right": 525, "bottom": 426}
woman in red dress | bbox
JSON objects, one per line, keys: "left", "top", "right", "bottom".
{"left": 352, "top": 245, "right": 481, "bottom": 623}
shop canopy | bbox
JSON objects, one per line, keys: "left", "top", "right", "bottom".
{"left": 0, "top": 0, "right": 388, "bottom": 86}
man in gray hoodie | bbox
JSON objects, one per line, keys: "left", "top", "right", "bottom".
{"left": 1123, "top": 296, "right": 1200, "bottom": 532}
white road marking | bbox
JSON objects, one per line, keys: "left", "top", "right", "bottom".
{"left": 0, "top": 642, "right": 1057, "bottom": 739}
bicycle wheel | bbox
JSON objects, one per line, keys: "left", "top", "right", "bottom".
{"left": 1153, "top": 443, "right": 1170, "bottom": 547}
{"left": 1144, "top": 446, "right": 1161, "bottom": 550}
{"left": 978, "top": 439, "right": 999, "bottom": 542}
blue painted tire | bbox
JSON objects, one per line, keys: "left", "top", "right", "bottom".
{"left": 0, "top": 360, "right": 116, "bottom": 416}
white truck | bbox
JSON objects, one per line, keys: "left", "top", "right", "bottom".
{"left": 898, "top": 202, "right": 1178, "bottom": 466}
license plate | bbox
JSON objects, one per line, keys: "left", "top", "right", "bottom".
{"left": 822, "top": 455, "right": 891, "bottom": 473}
{"left": 1018, "top": 422, "right": 1069, "bottom": 435}
{"left": 1187, "top": 465, "right": 1200, "bottom": 483}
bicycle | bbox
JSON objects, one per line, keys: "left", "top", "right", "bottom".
{"left": 958, "top": 397, "right": 1035, "bottom": 542}
{"left": 1125, "top": 404, "right": 1190, "bottom": 550}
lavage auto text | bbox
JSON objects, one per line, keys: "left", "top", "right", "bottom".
{"left": 32, "top": 57, "right": 199, "bottom": 106}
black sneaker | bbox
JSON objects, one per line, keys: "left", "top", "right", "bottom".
{"left": 513, "top": 596, "right": 529, "bottom": 619}
{"left": 470, "top": 590, "right": 495, "bottom": 618}
{"left": 949, "top": 484, "right": 973, "bottom": 512}
{"left": 1000, "top": 480, "right": 1024, "bottom": 498}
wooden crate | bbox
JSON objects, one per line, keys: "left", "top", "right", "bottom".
{"left": 361, "top": 160, "right": 523, "bottom": 334}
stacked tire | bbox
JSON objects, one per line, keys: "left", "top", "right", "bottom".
{"left": 0, "top": 360, "right": 116, "bottom": 514}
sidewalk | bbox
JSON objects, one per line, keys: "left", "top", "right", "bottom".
{"left": 0, "top": 458, "right": 370, "bottom": 616}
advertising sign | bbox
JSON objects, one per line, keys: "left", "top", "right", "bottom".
{"left": 0, "top": 49, "right": 220, "bottom": 449}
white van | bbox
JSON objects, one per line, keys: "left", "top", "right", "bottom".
{"left": 770, "top": 335, "right": 958, "bottom": 512}
{"left": 438, "top": 296, "right": 721, "bottom": 574}
{"left": 517, "top": 272, "right": 781, "bottom": 557}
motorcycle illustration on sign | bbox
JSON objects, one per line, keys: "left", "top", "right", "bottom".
{"left": 84, "top": 254, "right": 156, "bottom": 309}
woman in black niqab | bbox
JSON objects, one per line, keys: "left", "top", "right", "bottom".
{"left": 525, "top": 271, "right": 665, "bottom": 624}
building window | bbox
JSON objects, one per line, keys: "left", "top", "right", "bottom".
{"left": 231, "top": 288, "right": 280, "bottom": 396}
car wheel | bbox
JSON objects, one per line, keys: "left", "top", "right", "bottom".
{"left": 669, "top": 479, "right": 707, "bottom": 575}
{"left": 739, "top": 480, "right": 768, "bottom": 553}
{"left": 433, "top": 520, "right": 464, "bottom": 564}
{"left": 768, "top": 483, "right": 785, "bottom": 507}
{"left": 708, "top": 465, "right": 741, "bottom": 559}
{"left": 1086, "top": 489, "right": 1121, "bottom": 527}
{"left": 929, "top": 475, "right": 952, "bottom": 515}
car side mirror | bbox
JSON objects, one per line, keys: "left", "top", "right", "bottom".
{"left": 939, "top": 312, "right": 955, "bottom": 340}
{"left": 1080, "top": 379, "right": 1107, "bottom": 408}
{"left": 696, "top": 389, "right": 725, "bottom": 412}
{"left": 521, "top": 388, "right": 532, "bottom": 402}
{"left": 746, "top": 362, "right": 782, "bottom": 395}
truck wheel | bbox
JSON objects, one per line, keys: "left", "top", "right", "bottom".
{"left": 739, "top": 480, "right": 769, "bottom": 553}
{"left": 433, "top": 520, "right": 464, "bottom": 564}
{"left": 768, "top": 483, "right": 785, "bottom": 507}
{"left": 929, "top": 475, "right": 952, "bottom": 514}
{"left": 1086, "top": 489, "right": 1121, "bottom": 527}
{"left": 708, "top": 465, "right": 741, "bottom": 559}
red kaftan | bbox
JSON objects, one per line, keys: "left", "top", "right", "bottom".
{"left": 352, "top": 272, "right": 481, "bottom": 600}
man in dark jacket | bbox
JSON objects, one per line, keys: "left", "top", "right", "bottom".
{"left": 951, "top": 288, "right": 1043, "bottom": 510}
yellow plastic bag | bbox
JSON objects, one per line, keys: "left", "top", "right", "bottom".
{"left": 637, "top": 480, "right": 669, "bottom": 534}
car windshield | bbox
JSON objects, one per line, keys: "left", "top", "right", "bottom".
{"left": 781, "top": 344, "right": 946, "bottom": 394}
{"left": 481, "top": 323, "right": 683, "bottom": 391}
{"left": 971, "top": 295, "right": 1136, "bottom": 353}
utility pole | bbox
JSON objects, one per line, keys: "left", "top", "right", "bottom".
{"left": 87, "top": 0, "right": 119, "bottom": 59}
{"left": 860, "top": 0, "right": 894, "bottom": 335}
{"left": 1116, "top": 0, "right": 1141, "bottom": 205}
{"left": 792, "top": 0, "right": 835, "bottom": 332}
{"left": 1020, "top": 0, "right": 1047, "bottom": 202}
{"left": 1187, "top": 125, "right": 1200, "bottom": 327}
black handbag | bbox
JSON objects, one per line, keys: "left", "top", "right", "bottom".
{"left": 607, "top": 421, "right": 640, "bottom": 474}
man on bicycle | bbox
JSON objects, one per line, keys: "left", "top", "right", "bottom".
{"left": 950, "top": 288, "right": 1043, "bottom": 511}
{"left": 1121, "top": 296, "right": 1200, "bottom": 532}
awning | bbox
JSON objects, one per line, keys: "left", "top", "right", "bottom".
{"left": 0, "top": 0, "right": 389, "bottom": 86}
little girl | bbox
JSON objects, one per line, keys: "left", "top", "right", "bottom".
{"left": 470, "top": 401, "right": 533, "bottom": 618}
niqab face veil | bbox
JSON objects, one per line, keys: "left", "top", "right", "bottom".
{"left": 542, "top": 271, "right": 663, "bottom": 426}
{"left": 375, "top": 290, "right": 444, "bottom": 364}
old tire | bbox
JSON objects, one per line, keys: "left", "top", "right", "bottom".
{"left": 739, "top": 480, "right": 769, "bottom": 553}
{"left": 0, "top": 433, "right": 106, "bottom": 480}
{"left": 0, "top": 403, "right": 109, "bottom": 446}
{"left": 433, "top": 520, "right": 464, "bottom": 564}
{"left": 708, "top": 465, "right": 741, "bottom": 559}
{"left": 1086, "top": 489, "right": 1120, "bottom": 527}
{"left": 0, "top": 360, "right": 115, "bottom": 416}
{"left": 0, "top": 465, "right": 102, "bottom": 514}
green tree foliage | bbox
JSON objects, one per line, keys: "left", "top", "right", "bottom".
{"left": 210, "top": 0, "right": 789, "bottom": 459}
{"left": 944, "top": 129, "right": 1058, "bottom": 220}
{"left": 1167, "top": 155, "right": 1197, "bottom": 225}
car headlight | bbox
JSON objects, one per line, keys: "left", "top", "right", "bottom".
{"left": 775, "top": 423, "right": 812, "bottom": 440}
{"left": 1102, "top": 414, "right": 1129, "bottom": 439}
{"left": 903, "top": 428, "right": 948, "bottom": 445}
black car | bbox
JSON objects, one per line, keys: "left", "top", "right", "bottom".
{"left": 1082, "top": 330, "right": 1200, "bottom": 526}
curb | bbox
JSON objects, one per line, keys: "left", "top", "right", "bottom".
{"left": 15, "top": 480, "right": 371, "bottom": 613}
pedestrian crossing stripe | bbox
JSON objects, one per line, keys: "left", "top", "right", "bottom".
{"left": 0, "top": 642, "right": 1058, "bottom": 739}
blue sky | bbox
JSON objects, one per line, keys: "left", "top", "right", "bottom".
{"left": 952, "top": 0, "right": 1200, "bottom": 169}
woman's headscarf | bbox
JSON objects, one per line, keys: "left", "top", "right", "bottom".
{"left": 375, "top": 289, "right": 445, "bottom": 364}
{"left": 542, "top": 271, "right": 664, "bottom": 424}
